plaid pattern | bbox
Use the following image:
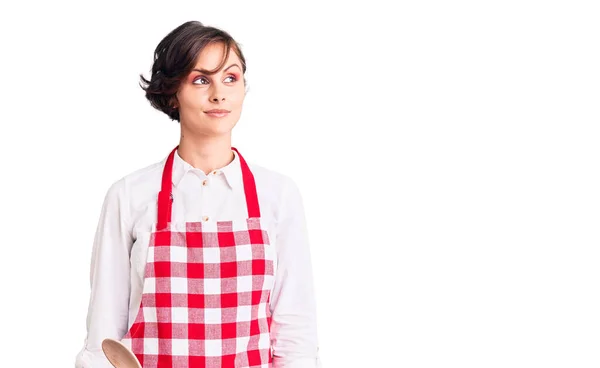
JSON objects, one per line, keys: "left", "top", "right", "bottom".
{"left": 121, "top": 146, "right": 275, "bottom": 368}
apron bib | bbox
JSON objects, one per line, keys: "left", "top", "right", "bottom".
{"left": 121, "top": 146, "right": 275, "bottom": 368}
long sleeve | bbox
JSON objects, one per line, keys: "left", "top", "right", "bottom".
{"left": 75, "top": 178, "right": 134, "bottom": 368}
{"left": 269, "top": 176, "right": 321, "bottom": 368}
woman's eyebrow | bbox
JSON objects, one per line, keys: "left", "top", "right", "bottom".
{"left": 192, "top": 63, "right": 241, "bottom": 74}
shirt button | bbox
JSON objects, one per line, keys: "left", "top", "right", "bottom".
{"left": 202, "top": 216, "right": 209, "bottom": 221}
{"left": 202, "top": 179, "right": 208, "bottom": 186}
{"left": 212, "top": 170, "right": 219, "bottom": 175}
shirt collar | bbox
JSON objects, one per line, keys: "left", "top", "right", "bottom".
{"left": 168, "top": 148, "right": 242, "bottom": 190}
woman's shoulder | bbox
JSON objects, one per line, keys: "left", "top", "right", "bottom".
{"left": 248, "top": 162, "right": 298, "bottom": 194}
{"left": 121, "top": 159, "right": 165, "bottom": 191}
{"left": 104, "top": 157, "right": 166, "bottom": 214}
{"left": 248, "top": 162, "right": 304, "bottom": 214}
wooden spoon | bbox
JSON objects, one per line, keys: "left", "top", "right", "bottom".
{"left": 101, "top": 338, "right": 142, "bottom": 368}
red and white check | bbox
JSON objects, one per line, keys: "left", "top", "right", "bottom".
{"left": 121, "top": 146, "right": 275, "bottom": 368}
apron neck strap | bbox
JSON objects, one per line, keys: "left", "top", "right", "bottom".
{"left": 157, "top": 146, "right": 260, "bottom": 230}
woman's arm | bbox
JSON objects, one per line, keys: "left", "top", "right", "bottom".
{"left": 270, "top": 176, "right": 321, "bottom": 368}
{"left": 75, "top": 178, "right": 133, "bottom": 368}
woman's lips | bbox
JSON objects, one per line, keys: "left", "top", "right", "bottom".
{"left": 205, "top": 111, "right": 230, "bottom": 118}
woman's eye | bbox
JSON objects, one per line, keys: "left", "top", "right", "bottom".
{"left": 193, "top": 75, "right": 237, "bottom": 85}
{"left": 193, "top": 77, "right": 209, "bottom": 85}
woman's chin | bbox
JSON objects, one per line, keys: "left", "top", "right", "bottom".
{"left": 181, "top": 118, "right": 237, "bottom": 136}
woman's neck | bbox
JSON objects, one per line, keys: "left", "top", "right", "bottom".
{"left": 177, "top": 132, "right": 234, "bottom": 175}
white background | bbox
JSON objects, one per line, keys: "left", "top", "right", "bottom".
{"left": 0, "top": 1, "right": 599, "bottom": 367}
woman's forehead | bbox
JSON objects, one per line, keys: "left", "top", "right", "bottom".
{"left": 194, "top": 44, "right": 240, "bottom": 71}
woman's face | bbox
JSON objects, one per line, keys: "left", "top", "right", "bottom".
{"left": 175, "top": 42, "right": 245, "bottom": 136}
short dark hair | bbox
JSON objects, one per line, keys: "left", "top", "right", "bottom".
{"left": 139, "top": 21, "right": 247, "bottom": 122}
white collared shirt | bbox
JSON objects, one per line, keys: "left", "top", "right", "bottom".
{"left": 75, "top": 148, "right": 320, "bottom": 368}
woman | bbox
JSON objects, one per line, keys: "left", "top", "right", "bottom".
{"left": 75, "top": 20, "right": 320, "bottom": 368}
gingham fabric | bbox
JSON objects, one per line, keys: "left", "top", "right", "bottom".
{"left": 120, "top": 146, "right": 276, "bottom": 368}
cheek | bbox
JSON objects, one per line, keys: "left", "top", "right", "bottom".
{"left": 179, "top": 90, "right": 204, "bottom": 107}
{"left": 231, "top": 89, "right": 246, "bottom": 104}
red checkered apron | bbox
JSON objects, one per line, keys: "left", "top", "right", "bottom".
{"left": 120, "top": 146, "right": 275, "bottom": 368}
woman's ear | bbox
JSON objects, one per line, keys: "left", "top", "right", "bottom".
{"left": 170, "top": 96, "right": 179, "bottom": 109}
